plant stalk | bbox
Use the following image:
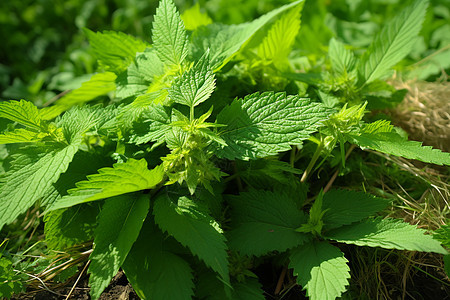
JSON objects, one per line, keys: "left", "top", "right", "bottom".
{"left": 300, "top": 141, "right": 324, "bottom": 183}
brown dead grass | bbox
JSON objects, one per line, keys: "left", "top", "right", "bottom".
{"left": 387, "top": 77, "right": 450, "bottom": 152}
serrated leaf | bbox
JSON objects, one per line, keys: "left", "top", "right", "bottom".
{"left": 169, "top": 51, "right": 215, "bottom": 108}
{"left": 347, "top": 131, "right": 450, "bottom": 166}
{"left": 130, "top": 104, "right": 171, "bottom": 145}
{"left": 322, "top": 189, "right": 392, "bottom": 230}
{"left": 89, "top": 194, "right": 149, "bottom": 300}
{"left": 40, "top": 72, "right": 117, "bottom": 120}
{"left": 0, "top": 145, "right": 78, "bottom": 230}
{"left": 84, "top": 29, "right": 148, "bottom": 74}
{"left": 328, "top": 38, "right": 356, "bottom": 75}
{"left": 228, "top": 190, "right": 309, "bottom": 256}
{"left": 0, "top": 128, "right": 44, "bottom": 144}
{"left": 0, "top": 99, "right": 42, "bottom": 130}
{"left": 193, "top": 0, "right": 304, "bottom": 70}
{"left": 215, "top": 92, "right": 331, "bottom": 160}
{"left": 153, "top": 194, "right": 229, "bottom": 282}
{"left": 44, "top": 203, "right": 99, "bottom": 250}
{"left": 233, "top": 279, "right": 265, "bottom": 300}
{"left": 48, "top": 160, "right": 164, "bottom": 211}
{"left": 289, "top": 241, "right": 350, "bottom": 300}
{"left": 152, "top": 0, "right": 188, "bottom": 67}
{"left": 326, "top": 218, "right": 447, "bottom": 254}
{"left": 116, "top": 50, "right": 165, "bottom": 99}
{"left": 357, "top": 0, "right": 429, "bottom": 85}
{"left": 122, "top": 219, "right": 194, "bottom": 300}
{"left": 258, "top": 3, "right": 303, "bottom": 67}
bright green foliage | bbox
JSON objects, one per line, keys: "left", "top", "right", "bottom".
{"left": 289, "top": 241, "right": 350, "bottom": 300}
{"left": 216, "top": 92, "right": 331, "bottom": 160}
{"left": 116, "top": 50, "right": 165, "bottom": 100}
{"left": 169, "top": 52, "right": 215, "bottom": 109}
{"left": 0, "top": 257, "right": 26, "bottom": 299}
{"left": 83, "top": 29, "right": 148, "bottom": 74}
{"left": 328, "top": 38, "right": 356, "bottom": 76}
{"left": 258, "top": 3, "right": 304, "bottom": 68}
{"left": 130, "top": 104, "right": 171, "bottom": 146}
{"left": 0, "top": 145, "right": 77, "bottom": 230}
{"left": 153, "top": 194, "right": 229, "bottom": 282}
{"left": 44, "top": 203, "right": 99, "bottom": 250}
{"left": 40, "top": 72, "right": 117, "bottom": 120}
{"left": 228, "top": 190, "right": 309, "bottom": 256}
{"left": 0, "top": 100, "right": 43, "bottom": 130}
{"left": 152, "top": 0, "right": 188, "bottom": 67}
{"left": 357, "top": 0, "right": 429, "bottom": 85}
{"left": 348, "top": 131, "right": 450, "bottom": 166}
{"left": 326, "top": 218, "right": 447, "bottom": 254}
{"left": 1, "top": 0, "right": 449, "bottom": 299}
{"left": 122, "top": 220, "right": 194, "bottom": 300}
{"left": 48, "top": 159, "right": 164, "bottom": 210}
{"left": 181, "top": 3, "right": 212, "bottom": 31}
{"left": 322, "top": 189, "right": 392, "bottom": 230}
{"left": 88, "top": 194, "right": 149, "bottom": 300}
{"left": 297, "top": 190, "right": 327, "bottom": 236}
{"left": 193, "top": 0, "right": 304, "bottom": 70}
{"left": 0, "top": 128, "right": 45, "bottom": 144}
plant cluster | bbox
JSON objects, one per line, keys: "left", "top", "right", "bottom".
{"left": 1, "top": 0, "right": 449, "bottom": 299}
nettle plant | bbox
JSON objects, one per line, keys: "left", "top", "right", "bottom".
{"left": 0, "top": 0, "right": 449, "bottom": 299}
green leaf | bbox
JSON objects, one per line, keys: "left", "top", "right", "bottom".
{"left": 216, "top": 92, "right": 331, "bottom": 160}
{"left": 181, "top": 3, "right": 212, "bottom": 31}
{"left": 347, "top": 131, "right": 450, "bottom": 166}
{"left": 258, "top": 3, "right": 304, "bottom": 67}
{"left": 116, "top": 50, "right": 165, "bottom": 99}
{"left": 152, "top": 0, "right": 188, "bottom": 67}
{"left": 228, "top": 190, "right": 309, "bottom": 256}
{"left": 193, "top": 0, "right": 304, "bottom": 70}
{"left": 289, "top": 241, "right": 350, "bottom": 300}
{"left": 0, "top": 145, "right": 78, "bottom": 230}
{"left": 130, "top": 104, "right": 172, "bottom": 145}
{"left": 0, "top": 99, "right": 42, "bottom": 130}
{"left": 44, "top": 203, "right": 99, "bottom": 250}
{"left": 89, "top": 194, "right": 149, "bottom": 300}
{"left": 357, "top": 0, "right": 429, "bottom": 85}
{"left": 326, "top": 218, "right": 447, "bottom": 254}
{"left": 122, "top": 219, "right": 194, "bottom": 300}
{"left": 153, "top": 194, "right": 229, "bottom": 282}
{"left": 433, "top": 224, "right": 450, "bottom": 249}
{"left": 0, "top": 128, "right": 44, "bottom": 144}
{"left": 322, "top": 189, "right": 392, "bottom": 230}
{"left": 84, "top": 29, "right": 148, "bottom": 74}
{"left": 233, "top": 279, "right": 265, "bottom": 300}
{"left": 169, "top": 51, "right": 215, "bottom": 108}
{"left": 328, "top": 38, "right": 356, "bottom": 75}
{"left": 0, "top": 257, "right": 26, "bottom": 298}
{"left": 236, "top": 158, "right": 302, "bottom": 188}
{"left": 40, "top": 72, "right": 117, "bottom": 120}
{"left": 48, "top": 160, "right": 164, "bottom": 211}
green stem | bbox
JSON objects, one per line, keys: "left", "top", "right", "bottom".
{"left": 190, "top": 105, "right": 195, "bottom": 122}
{"left": 289, "top": 146, "right": 296, "bottom": 167}
{"left": 300, "top": 141, "right": 324, "bottom": 183}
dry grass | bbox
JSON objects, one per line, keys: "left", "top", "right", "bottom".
{"left": 387, "top": 76, "right": 450, "bottom": 152}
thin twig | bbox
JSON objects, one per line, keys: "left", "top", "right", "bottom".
{"left": 274, "top": 265, "right": 288, "bottom": 295}
{"left": 324, "top": 144, "right": 356, "bottom": 193}
{"left": 65, "top": 260, "right": 90, "bottom": 300}
{"left": 14, "top": 269, "right": 65, "bottom": 297}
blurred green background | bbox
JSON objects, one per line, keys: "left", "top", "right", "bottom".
{"left": 1, "top": 0, "right": 448, "bottom": 104}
